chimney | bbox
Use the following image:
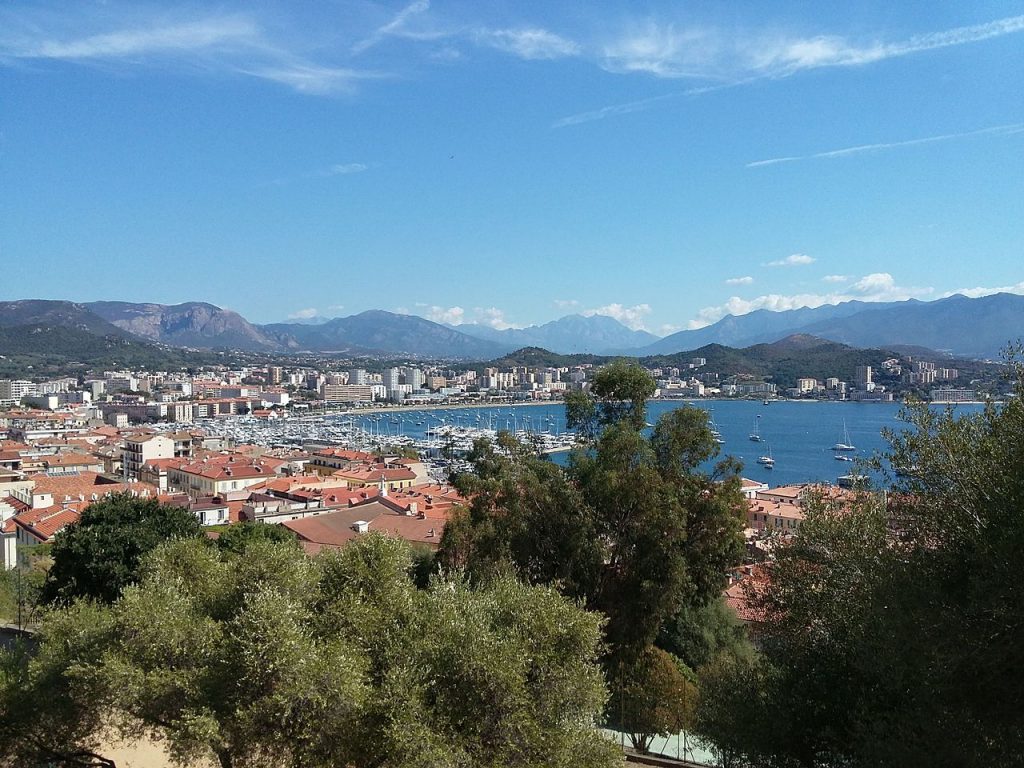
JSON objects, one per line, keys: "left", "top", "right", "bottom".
{"left": 407, "top": 502, "right": 418, "bottom": 517}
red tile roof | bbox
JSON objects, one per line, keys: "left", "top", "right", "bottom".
{"left": 282, "top": 500, "right": 445, "bottom": 551}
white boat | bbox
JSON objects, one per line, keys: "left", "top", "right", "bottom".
{"left": 833, "top": 420, "right": 856, "bottom": 451}
{"left": 835, "top": 454, "right": 853, "bottom": 462}
{"left": 749, "top": 418, "right": 762, "bottom": 442}
{"left": 757, "top": 445, "right": 774, "bottom": 468}
{"left": 709, "top": 410, "right": 724, "bottom": 443}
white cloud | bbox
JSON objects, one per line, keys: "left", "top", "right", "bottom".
{"left": 553, "top": 298, "right": 580, "bottom": 309}
{"left": 327, "top": 163, "right": 368, "bottom": 175}
{"left": 288, "top": 308, "right": 318, "bottom": 319}
{"left": 748, "top": 123, "right": 1024, "bottom": 168}
{"left": 0, "top": 11, "right": 383, "bottom": 95}
{"left": 659, "top": 323, "right": 681, "bottom": 335}
{"left": 552, "top": 93, "right": 676, "bottom": 129}
{"left": 941, "top": 281, "right": 1024, "bottom": 299}
{"left": 475, "top": 28, "right": 580, "bottom": 60}
{"left": 765, "top": 253, "right": 815, "bottom": 267}
{"left": 424, "top": 305, "right": 465, "bottom": 325}
{"left": 9, "top": 16, "right": 258, "bottom": 60}
{"left": 725, "top": 276, "right": 754, "bottom": 285}
{"left": 600, "top": 14, "right": 1024, "bottom": 81}
{"left": 472, "top": 307, "right": 518, "bottom": 330}
{"left": 243, "top": 64, "right": 384, "bottom": 95}
{"left": 687, "top": 272, "right": 933, "bottom": 328}
{"left": 351, "top": 0, "right": 437, "bottom": 55}
{"left": 822, "top": 274, "right": 849, "bottom": 283}
{"left": 583, "top": 303, "right": 652, "bottom": 331}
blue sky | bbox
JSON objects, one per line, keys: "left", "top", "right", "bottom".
{"left": 2, "top": 1, "right": 1023, "bottom": 335}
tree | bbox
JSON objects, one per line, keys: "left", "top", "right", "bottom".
{"left": 214, "top": 520, "right": 299, "bottom": 555}
{"left": 696, "top": 371, "right": 1024, "bottom": 767}
{"left": 441, "top": 363, "right": 747, "bottom": 673}
{"left": 606, "top": 645, "right": 696, "bottom": 753}
{"left": 41, "top": 492, "right": 203, "bottom": 605}
{"left": 2, "top": 534, "right": 619, "bottom": 768}
{"left": 657, "top": 596, "right": 753, "bottom": 672}
{"left": 438, "top": 431, "right": 602, "bottom": 601}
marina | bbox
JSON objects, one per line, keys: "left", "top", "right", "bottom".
{"left": 154, "top": 400, "right": 985, "bottom": 488}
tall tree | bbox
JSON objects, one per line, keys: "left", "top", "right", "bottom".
{"left": 441, "top": 363, "right": 747, "bottom": 672}
{"left": 41, "top": 492, "right": 203, "bottom": 605}
{"left": 696, "top": 372, "right": 1024, "bottom": 767}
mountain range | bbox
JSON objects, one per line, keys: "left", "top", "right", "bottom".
{"left": 453, "top": 314, "right": 659, "bottom": 355}
{"left": 1, "top": 293, "right": 1022, "bottom": 360}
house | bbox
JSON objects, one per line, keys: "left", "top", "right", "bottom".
{"left": 166, "top": 455, "right": 280, "bottom": 496}
{"left": 281, "top": 497, "right": 445, "bottom": 554}
{"left": 122, "top": 434, "right": 175, "bottom": 480}
{"left": 329, "top": 464, "right": 418, "bottom": 491}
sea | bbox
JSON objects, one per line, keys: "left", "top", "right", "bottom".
{"left": 348, "top": 400, "right": 986, "bottom": 488}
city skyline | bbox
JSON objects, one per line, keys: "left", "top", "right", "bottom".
{"left": 3, "top": 1, "right": 1023, "bottom": 332}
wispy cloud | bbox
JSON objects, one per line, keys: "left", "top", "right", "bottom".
{"left": 765, "top": 253, "right": 815, "bottom": 267}
{"left": 552, "top": 93, "right": 674, "bottom": 128}
{"left": 326, "top": 163, "right": 369, "bottom": 175}
{"left": 553, "top": 298, "right": 580, "bottom": 309}
{"left": 822, "top": 274, "right": 849, "bottom": 283}
{"left": 725, "top": 276, "right": 754, "bottom": 285}
{"left": 243, "top": 64, "right": 386, "bottom": 95}
{"left": 687, "top": 272, "right": 933, "bottom": 328}
{"left": 583, "top": 303, "right": 652, "bottom": 331}
{"left": 288, "top": 307, "right": 319, "bottom": 320}
{"left": 601, "top": 14, "right": 1024, "bottom": 81}
{"left": 475, "top": 27, "right": 580, "bottom": 60}
{"left": 754, "top": 14, "right": 1024, "bottom": 75}
{"left": 351, "top": 0, "right": 437, "bottom": 55}
{"left": 0, "top": 10, "right": 383, "bottom": 95}
{"left": 749, "top": 123, "right": 1024, "bottom": 167}
{"left": 5, "top": 16, "right": 258, "bottom": 60}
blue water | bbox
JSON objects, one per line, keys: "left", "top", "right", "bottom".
{"left": 350, "top": 400, "right": 983, "bottom": 487}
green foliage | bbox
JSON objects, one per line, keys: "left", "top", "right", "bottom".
{"left": 2, "top": 534, "right": 618, "bottom": 768}
{"left": 440, "top": 432, "right": 603, "bottom": 601}
{"left": 657, "top": 597, "right": 753, "bottom": 672}
{"left": 0, "top": 561, "right": 46, "bottom": 627}
{"left": 41, "top": 492, "right": 204, "bottom": 606}
{"left": 441, "top": 363, "right": 747, "bottom": 675}
{"left": 696, "top": 370, "right": 1024, "bottom": 767}
{"left": 484, "top": 346, "right": 606, "bottom": 369}
{"left": 606, "top": 645, "right": 697, "bottom": 753}
{"left": 566, "top": 359, "right": 656, "bottom": 437}
{"left": 214, "top": 521, "right": 299, "bottom": 555}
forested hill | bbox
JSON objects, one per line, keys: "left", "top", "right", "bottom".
{"left": 640, "top": 335, "right": 896, "bottom": 389}
{"left": 0, "top": 324, "right": 247, "bottom": 379}
{"left": 486, "top": 335, "right": 976, "bottom": 391}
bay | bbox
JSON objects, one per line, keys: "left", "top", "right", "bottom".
{"left": 348, "top": 400, "right": 985, "bottom": 487}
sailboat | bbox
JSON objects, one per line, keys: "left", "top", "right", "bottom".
{"left": 709, "top": 410, "right": 725, "bottom": 444}
{"left": 833, "top": 420, "right": 856, "bottom": 451}
{"left": 757, "top": 445, "right": 774, "bottom": 468}
{"left": 749, "top": 418, "right": 762, "bottom": 442}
